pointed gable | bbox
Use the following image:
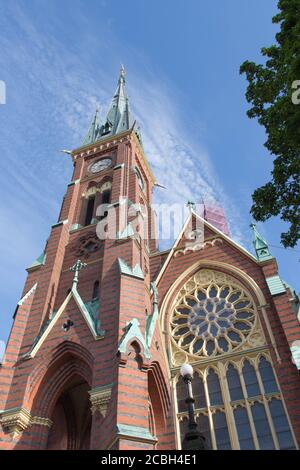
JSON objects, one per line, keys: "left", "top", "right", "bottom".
{"left": 155, "top": 209, "right": 258, "bottom": 289}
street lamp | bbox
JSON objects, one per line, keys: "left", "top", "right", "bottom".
{"left": 180, "top": 363, "right": 208, "bottom": 450}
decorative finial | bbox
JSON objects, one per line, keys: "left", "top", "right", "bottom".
{"left": 70, "top": 259, "right": 87, "bottom": 290}
{"left": 119, "top": 64, "right": 126, "bottom": 83}
{"left": 187, "top": 201, "right": 195, "bottom": 213}
{"left": 93, "top": 107, "right": 100, "bottom": 122}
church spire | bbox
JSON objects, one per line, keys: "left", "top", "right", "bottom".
{"left": 80, "top": 66, "right": 136, "bottom": 147}
{"left": 103, "top": 65, "right": 134, "bottom": 137}
{"left": 250, "top": 223, "right": 273, "bottom": 261}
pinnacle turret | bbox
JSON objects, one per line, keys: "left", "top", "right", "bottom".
{"left": 250, "top": 223, "right": 273, "bottom": 261}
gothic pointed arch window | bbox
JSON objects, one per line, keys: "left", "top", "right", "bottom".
{"left": 99, "top": 181, "right": 112, "bottom": 220}
{"left": 171, "top": 268, "right": 297, "bottom": 450}
{"left": 81, "top": 184, "right": 98, "bottom": 227}
{"left": 85, "top": 195, "right": 95, "bottom": 226}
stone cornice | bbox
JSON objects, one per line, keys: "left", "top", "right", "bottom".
{"left": 71, "top": 130, "right": 156, "bottom": 185}
{"left": 0, "top": 407, "right": 52, "bottom": 438}
{"left": 72, "top": 130, "right": 131, "bottom": 157}
{"left": 89, "top": 384, "right": 113, "bottom": 417}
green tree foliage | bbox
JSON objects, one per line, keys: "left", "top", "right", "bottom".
{"left": 240, "top": 0, "right": 300, "bottom": 247}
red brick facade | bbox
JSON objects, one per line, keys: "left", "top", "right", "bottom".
{"left": 0, "top": 93, "right": 300, "bottom": 451}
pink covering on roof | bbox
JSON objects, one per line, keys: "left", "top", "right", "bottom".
{"left": 197, "top": 204, "right": 230, "bottom": 237}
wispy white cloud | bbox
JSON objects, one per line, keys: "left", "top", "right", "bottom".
{"left": 0, "top": 340, "right": 5, "bottom": 363}
{"left": 129, "top": 76, "right": 247, "bottom": 246}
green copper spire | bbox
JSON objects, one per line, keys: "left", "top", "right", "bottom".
{"left": 250, "top": 223, "right": 273, "bottom": 261}
{"left": 82, "top": 108, "right": 100, "bottom": 146}
{"left": 102, "top": 65, "right": 134, "bottom": 137}
{"left": 80, "top": 67, "right": 138, "bottom": 147}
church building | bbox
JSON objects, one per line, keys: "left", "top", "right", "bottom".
{"left": 0, "top": 69, "right": 300, "bottom": 450}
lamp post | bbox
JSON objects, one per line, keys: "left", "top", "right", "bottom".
{"left": 180, "top": 363, "right": 208, "bottom": 450}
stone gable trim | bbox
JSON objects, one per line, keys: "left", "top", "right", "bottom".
{"left": 118, "top": 318, "right": 151, "bottom": 359}
{"left": 155, "top": 210, "right": 258, "bottom": 286}
{"left": 17, "top": 283, "right": 38, "bottom": 306}
{"left": 118, "top": 258, "right": 144, "bottom": 279}
{"left": 25, "top": 286, "right": 105, "bottom": 359}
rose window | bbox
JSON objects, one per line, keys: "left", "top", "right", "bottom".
{"left": 171, "top": 270, "right": 256, "bottom": 357}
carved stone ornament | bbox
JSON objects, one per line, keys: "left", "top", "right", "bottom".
{"left": 72, "top": 231, "right": 102, "bottom": 259}
{"left": 89, "top": 384, "right": 113, "bottom": 417}
{"left": 175, "top": 237, "right": 223, "bottom": 257}
{"left": 0, "top": 407, "right": 52, "bottom": 438}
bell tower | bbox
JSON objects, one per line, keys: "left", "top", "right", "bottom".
{"left": 2, "top": 67, "right": 300, "bottom": 452}
{"left": 0, "top": 68, "right": 174, "bottom": 450}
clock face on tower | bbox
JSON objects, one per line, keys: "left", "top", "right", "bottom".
{"left": 89, "top": 158, "right": 112, "bottom": 174}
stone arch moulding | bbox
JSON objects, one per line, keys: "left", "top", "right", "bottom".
{"left": 159, "top": 260, "right": 280, "bottom": 366}
{"left": 148, "top": 361, "right": 171, "bottom": 428}
{"left": 99, "top": 180, "right": 112, "bottom": 193}
{"left": 1, "top": 344, "right": 94, "bottom": 444}
{"left": 118, "top": 339, "right": 150, "bottom": 369}
{"left": 118, "top": 318, "right": 151, "bottom": 368}
{"left": 27, "top": 342, "right": 94, "bottom": 418}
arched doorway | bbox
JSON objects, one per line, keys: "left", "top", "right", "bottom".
{"left": 47, "top": 375, "right": 92, "bottom": 450}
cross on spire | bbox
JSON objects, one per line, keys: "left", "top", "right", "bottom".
{"left": 70, "top": 259, "right": 87, "bottom": 289}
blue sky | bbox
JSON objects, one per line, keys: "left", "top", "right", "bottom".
{"left": 0, "top": 0, "right": 299, "bottom": 350}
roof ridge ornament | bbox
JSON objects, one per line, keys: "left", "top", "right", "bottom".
{"left": 187, "top": 201, "right": 195, "bottom": 213}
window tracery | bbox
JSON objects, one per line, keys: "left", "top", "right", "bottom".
{"left": 172, "top": 269, "right": 296, "bottom": 450}
{"left": 171, "top": 270, "right": 256, "bottom": 358}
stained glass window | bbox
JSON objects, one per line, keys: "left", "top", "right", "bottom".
{"left": 193, "top": 373, "right": 206, "bottom": 409}
{"left": 259, "top": 357, "right": 278, "bottom": 394}
{"left": 174, "top": 270, "right": 296, "bottom": 450}
{"left": 233, "top": 407, "right": 255, "bottom": 450}
{"left": 227, "top": 364, "right": 244, "bottom": 401}
{"left": 252, "top": 402, "right": 274, "bottom": 449}
{"left": 207, "top": 369, "right": 223, "bottom": 406}
{"left": 269, "top": 399, "right": 296, "bottom": 450}
{"left": 213, "top": 411, "right": 231, "bottom": 450}
{"left": 171, "top": 275, "right": 255, "bottom": 357}
{"left": 242, "top": 360, "right": 261, "bottom": 397}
